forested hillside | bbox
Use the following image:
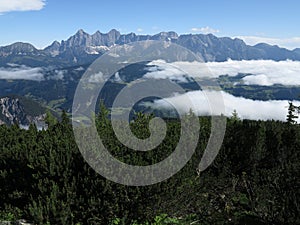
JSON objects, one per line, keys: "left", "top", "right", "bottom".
{"left": 0, "top": 109, "right": 299, "bottom": 224}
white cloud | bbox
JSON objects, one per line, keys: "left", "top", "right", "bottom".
{"left": 139, "top": 60, "right": 300, "bottom": 122}
{"left": 0, "top": 0, "right": 45, "bottom": 13}
{"left": 74, "top": 66, "right": 85, "bottom": 71}
{"left": 190, "top": 26, "right": 220, "bottom": 34}
{"left": 0, "top": 65, "right": 67, "bottom": 81}
{"left": 147, "top": 90, "right": 300, "bottom": 122}
{"left": 137, "top": 28, "right": 143, "bottom": 33}
{"left": 242, "top": 74, "right": 273, "bottom": 86}
{"left": 206, "top": 59, "right": 300, "bottom": 86}
{"left": 144, "top": 60, "right": 189, "bottom": 83}
{"left": 6, "top": 63, "right": 20, "bottom": 67}
{"left": 88, "top": 72, "right": 104, "bottom": 83}
{"left": 143, "top": 60, "right": 300, "bottom": 86}
{"left": 0, "top": 65, "right": 44, "bottom": 81}
{"left": 236, "top": 36, "right": 300, "bottom": 50}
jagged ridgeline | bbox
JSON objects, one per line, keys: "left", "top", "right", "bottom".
{"left": 1, "top": 29, "right": 300, "bottom": 67}
{"left": 1, "top": 30, "right": 300, "bottom": 116}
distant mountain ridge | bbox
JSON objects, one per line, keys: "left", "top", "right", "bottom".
{"left": 1, "top": 29, "right": 300, "bottom": 67}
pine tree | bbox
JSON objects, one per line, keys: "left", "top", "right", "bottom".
{"left": 45, "top": 110, "right": 57, "bottom": 127}
{"left": 286, "top": 101, "right": 299, "bottom": 124}
{"left": 231, "top": 109, "right": 241, "bottom": 122}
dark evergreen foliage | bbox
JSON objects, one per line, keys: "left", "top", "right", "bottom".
{"left": 0, "top": 109, "right": 299, "bottom": 224}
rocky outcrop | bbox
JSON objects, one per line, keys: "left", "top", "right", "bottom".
{"left": 0, "top": 96, "right": 46, "bottom": 127}
{"left": 0, "top": 219, "right": 33, "bottom": 225}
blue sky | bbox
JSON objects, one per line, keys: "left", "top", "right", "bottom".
{"left": 1, "top": 0, "right": 300, "bottom": 49}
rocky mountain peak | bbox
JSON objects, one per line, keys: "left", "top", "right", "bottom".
{"left": 76, "top": 29, "right": 87, "bottom": 35}
{"left": 51, "top": 40, "right": 61, "bottom": 46}
{"left": 293, "top": 48, "right": 300, "bottom": 54}
{"left": 2, "top": 29, "right": 300, "bottom": 66}
{"left": 108, "top": 29, "right": 120, "bottom": 36}
{"left": 8, "top": 42, "right": 37, "bottom": 51}
{"left": 44, "top": 41, "right": 61, "bottom": 56}
{"left": 153, "top": 31, "right": 179, "bottom": 40}
{"left": 0, "top": 42, "right": 38, "bottom": 57}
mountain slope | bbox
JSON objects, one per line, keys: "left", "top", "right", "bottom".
{"left": 1, "top": 29, "right": 300, "bottom": 67}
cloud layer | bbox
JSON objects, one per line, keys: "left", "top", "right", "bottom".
{"left": 0, "top": 64, "right": 66, "bottom": 81}
{"left": 145, "top": 60, "right": 300, "bottom": 87}
{"left": 145, "top": 61, "right": 190, "bottom": 83}
{"left": 0, "top": 0, "right": 45, "bottom": 13}
{"left": 0, "top": 65, "right": 44, "bottom": 81}
{"left": 148, "top": 90, "right": 300, "bottom": 122}
{"left": 141, "top": 60, "right": 300, "bottom": 122}
{"left": 206, "top": 60, "right": 300, "bottom": 86}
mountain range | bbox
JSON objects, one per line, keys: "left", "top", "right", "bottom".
{"left": 1, "top": 29, "right": 300, "bottom": 67}
{"left": 1, "top": 29, "right": 300, "bottom": 126}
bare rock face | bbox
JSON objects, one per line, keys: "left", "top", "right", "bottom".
{"left": 0, "top": 97, "right": 24, "bottom": 124}
{"left": 0, "top": 96, "right": 46, "bottom": 128}
{"left": 0, "top": 219, "right": 34, "bottom": 225}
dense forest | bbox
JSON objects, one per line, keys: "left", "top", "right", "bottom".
{"left": 0, "top": 106, "right": 299, "bottom": 225}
